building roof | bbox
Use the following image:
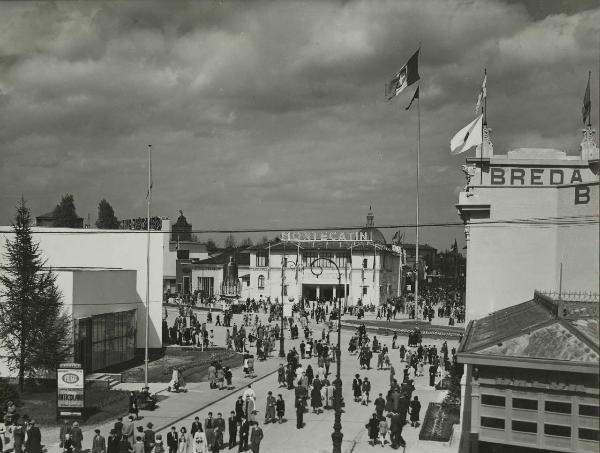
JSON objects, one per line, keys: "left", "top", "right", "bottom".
{"left": 192, "top": 251, "right": 251, "bottom": 266}
{"left": 458, "top": 291, "right": 599, "bottom": 371}
{"left": 402, "top": 243, "right": 438, "bottom": 252}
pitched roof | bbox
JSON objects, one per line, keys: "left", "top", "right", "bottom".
{"left": 192, "top": 251, "right": 250, "bottom": 266}
{"left": 458, "top": 291, "right": 599, "bottom": 369}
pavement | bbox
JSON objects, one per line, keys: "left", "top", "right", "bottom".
{"left": 11, "top": 308, "right": 462, "bottom": 453}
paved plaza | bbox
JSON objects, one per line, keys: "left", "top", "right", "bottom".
{"left": 31, "top": 308, "right": 461, "bottom": 453}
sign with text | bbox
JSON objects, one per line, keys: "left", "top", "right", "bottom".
{"left": 281, "top": 231, "right": 373, "bottom": 242}
{"left": 57, "top": 363, "right": 84, "bottom": 416}
{"left": 489, "top": 167, "right": 589, "bottom": 186}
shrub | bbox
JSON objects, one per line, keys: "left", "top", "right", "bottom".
{"left": 0, "top": 379, "right": 20, "bottom": 406}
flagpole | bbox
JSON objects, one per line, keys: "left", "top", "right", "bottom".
{"left": 415, "top": 80, "right": 421, "bottom": 322}
{"left": 480, "top": 68, "right": 486, "bottom": 184}
{"left": 145, "top": 144, "right": 151, "bottom": 388}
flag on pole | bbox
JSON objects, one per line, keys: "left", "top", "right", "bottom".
{"left": 405, "top": 86, "right": 419, "bottom": 110}
{"left": 583, "top": 71, "right": 591, "bottom": 125}
{"left": 295, "top": 243, "right": 299, "bottom": 283}
{"left": 386, "top": 49, "right": 420, "bottom": 100}
{"left": 450, "top": 114, "right": 483, "bottom": 155}
{"left": 475, "top": 73, "right": 487, "bottom": 114}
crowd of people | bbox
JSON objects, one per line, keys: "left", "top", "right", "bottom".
{"left": 346, "top": 324, "right": 460, "bottom": 448}
{"left": 0, "top": 406, "right": 42, "bottom": 453}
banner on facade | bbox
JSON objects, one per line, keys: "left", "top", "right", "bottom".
{"left": 281, "top": 231, "right": 373, "bottom": 242}
{"left": 57, "top": 362, "right": 85, "bottom": 417}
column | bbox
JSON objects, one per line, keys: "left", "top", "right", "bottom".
{"left": 470, "top": 375, "right": 480, "bottom": 453}
{"left": 333, "top": 285, "right": 337, "bottom": 300}
{"left": 316, "top": 286, "right": 320, "bottom": 299}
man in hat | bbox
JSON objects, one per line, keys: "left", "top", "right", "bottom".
{"left": 144, "top": 423, "right": 155, "bottom": 453}
{"left": 92, "top": 429, "right": 106, "bottom": 453}
{"left": 249, "top": 422, "right": 263, "bottom": 453}
{"left": 114, "top": 417, "right": 124, "bottom": 438}
{"left": 26, "top": 421, "right": 42, "bottom": 453}
{"left": 107, "top": 429, "right": 119, "bottom": 453}
{"left": 59, "top": 419, "right": 72, "bottom": 448}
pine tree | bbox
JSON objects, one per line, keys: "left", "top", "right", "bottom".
{"left": 0, "top": 199, "right": 71, "bottom": 391}
{"left": 95, "top": 199, "right": 119, "bottom": 229}
{"left": 52, "top": 193, "right": 81, "bottom": 227}
{"left": 224, "top": 234, "right": 237, "bottom": 249}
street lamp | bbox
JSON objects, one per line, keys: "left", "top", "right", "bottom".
{"left": 279, "top": 258, "right": 286, "bottom": 358}
{"left": 309, "top": 257, "right": 344, "bottom": 453}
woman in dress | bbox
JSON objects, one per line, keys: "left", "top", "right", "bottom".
{"left": 410, "top": 396, "right": 422, "bottom": 427}
{"left": 178, "top": 427, "right": 190, "bottom": 453}
{"left": 275, "top": 395, "right": 285, "bottom": 423}
{"left": 192, "top": 432, "right": 207, "bottom": 453}
{"left": 310, "top": 383, "right": 322, "bottom": 414}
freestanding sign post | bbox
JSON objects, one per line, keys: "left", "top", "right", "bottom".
{"left": 57, "top": 362, "right": 85, "bottom": 419}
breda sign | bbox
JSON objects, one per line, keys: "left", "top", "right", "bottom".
{"left": 57, "top": 362, "right": 85, "bottom": 417}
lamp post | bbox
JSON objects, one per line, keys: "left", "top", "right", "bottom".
{"left": 310, "top": 258, "right": 344, "bottom": 453}
{"left": 279, "top": 258, "right": 286, "bottom": 358}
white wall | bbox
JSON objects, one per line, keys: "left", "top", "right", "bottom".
{"left": 0, "top": 222, "right": 168, "bottom": 348}
{"left": 460, "top": 152, "right": 599, "bottom": 322}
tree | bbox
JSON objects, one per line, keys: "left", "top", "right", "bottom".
{"left": 0, "top": 199, "right": 71, "bottom": 391}
{"left": 206, "top": 239, "right": 218, "bottom": 253}
{"left": 95, "top": 199, "right": 119, "bottom": 229}
{"left": 259, "top": 236, "right": 269, "bottom": 245}
{"left": 52, "top": 194, "right": 80, "bottom": 227}
{"left": 240, "top": 237, "right": 253, "bottom": 247}
{"left": 224, "top": 234, "right": 237, "bottom": 249}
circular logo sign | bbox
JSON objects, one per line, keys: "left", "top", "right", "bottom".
{"left": 62, "top": 373, "right": 80, "bottom": 384}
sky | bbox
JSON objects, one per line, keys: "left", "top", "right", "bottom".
{"left": 0, "top": 0, "right": 598, "bottom": 250}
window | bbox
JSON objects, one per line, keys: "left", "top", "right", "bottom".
{"left": 302, "top": 252, "right": 319, "bottom": 268}
{"left": 481, "top": 417, "right": 505, "bottom": 430}
{"left": 363, "top": 258, "right": 368, "bottom": 268}
{"left": 362, "top": 287, "right": 368, "bottom": 296}
{"left": 482, "top": 394, "right": 506, "bottom": 407}
{"left": 545, "top": 401, "right": 571, "bottom": 414}
{"left": 199, "top": 277, "right": 214, "bottom": 297}
{"left": 579, "top": 404, "right": 600, "bottom": 417}
{"left": 256, "top": 252, "right": 269, "bottom": 267}
{"left": 258, "top": 275, "right": 265, "bottom": 289}
{"left": 578, "top": 428, "right": 600, "bottom": 441}
{"left": 512, "top": 420, "right": 537, "bottom": 433}
{"left": 335, "top": 253, "right": 349, "bottom": 269}
{"left": 513, "top": 398, "right": 538, "bottom": 411}
{"left": 544, "top": 424, "right": 571, "bottom": 438}
{"left": 282, "top": 257, "right": 288, "bottom": 267}
{"left": 283, "top": 285, "right": 288, "bottom": 296}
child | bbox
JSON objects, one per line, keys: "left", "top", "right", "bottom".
{"left": 378, "top": 416, "right": 389, "bottom": 447}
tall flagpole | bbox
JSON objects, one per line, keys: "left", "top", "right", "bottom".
{"left": 480, "top": 68, "right": 487, "bottom": 184}
{"left": 415, "top": 88, "right": 420, "bottom": 322}
{"left": 145, "top": 144, "right": 152, "bottom": 388}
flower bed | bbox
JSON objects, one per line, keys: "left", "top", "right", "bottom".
{"left": 418, "top": 401, "right": 460, "bottom": 441}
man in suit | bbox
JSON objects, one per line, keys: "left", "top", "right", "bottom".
{"left": 107, "top": 429, "right": 119, "bottom": 453}
{"left": 92, "top": 429, "right": 106, "bottom": 453}
{"left": 166, "top": 427, "right": 178, "bottom": 453}
{"left": 114, "top": 417, "right": 124, "bottom": 438}
{"left": 228, "top": 411, "right": 238, "bottom": 449}
{"left": 238, "top": 417, "right": 249, "bottom": 452}
{"left": 249, "top": 423, "right": 263, "bottom": 453}
{"left": 25, "top": 421, "right": 42, "bottom": 453}
{"left": 214, "top": 413, "right": 225, "bottom": 451}
{"left": 235, "top": 396, "right": 245, "bottom": 423}
{"left": 389, "top": 412, "right": 406, "bottom": 448}
{"left": 204, "top": 412, "right": 215, "bottom": 448}
{"left": 143, "top": 423, "right": 155, "bottom": 453}
{"left": 190, "top": 416, "right": 202, "bottom": 438}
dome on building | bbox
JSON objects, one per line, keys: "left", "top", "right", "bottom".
{"left": 359, "top": 206, "right": 387, "bottom": 244}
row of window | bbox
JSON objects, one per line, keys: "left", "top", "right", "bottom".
{"left": 255, "top": 252, "right": 386, "bottom": 270}
{"left": 480, "top": 417, "right": 599, "bottom": 441}
{"left": 481, "top": 394, "right": 599, "bottom": 417}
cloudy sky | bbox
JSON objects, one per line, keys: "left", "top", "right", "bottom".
{"left": 0, "top": 0, "right": 598, "bottom": 249}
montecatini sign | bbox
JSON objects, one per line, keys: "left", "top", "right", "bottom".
{"left": 281, "top": 231, "right": 373, "bottom": 242}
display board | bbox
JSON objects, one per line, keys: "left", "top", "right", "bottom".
{"left": 57, "top": 362, "right": 85, "bottom": 418}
